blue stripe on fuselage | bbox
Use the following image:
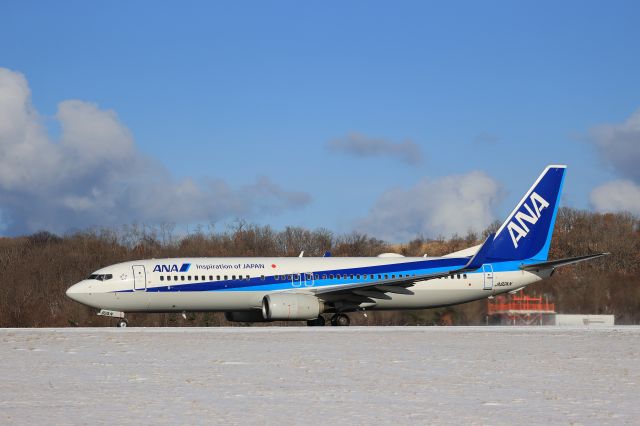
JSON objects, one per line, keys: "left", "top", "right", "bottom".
{"left": 114, "top": 257, "right": 536, "bottom": 294}
{"left": 117, "top": 257, "right": 467, "bottom": 293}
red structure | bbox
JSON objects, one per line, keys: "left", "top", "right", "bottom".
{"left": 487, "top": 294, "right": 556, "bottom": 325}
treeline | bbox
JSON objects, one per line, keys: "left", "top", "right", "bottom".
{"left": 0, "top": 208, "right": 638, "bottom": 327}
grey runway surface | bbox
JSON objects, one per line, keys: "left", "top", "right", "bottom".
{"left": 1, "top": 326, "right": 639, "bottom": 425}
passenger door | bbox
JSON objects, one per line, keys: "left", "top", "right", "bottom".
{"left": 482, "top": 264, "right": 494, "bottom": 290}
{"left": 133, "top": 265, "right": 146, "bottom": 291}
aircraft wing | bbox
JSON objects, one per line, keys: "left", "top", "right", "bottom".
{"left": 520, "top": 252, "right": 609, "bottom": 271}
{"left": 310, "top": 234, "right": 495, "bottom": 301}
{"left": 311, "top": 269, "right": 450, "bottom": 299}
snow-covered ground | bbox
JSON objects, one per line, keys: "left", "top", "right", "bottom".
{"left": 1, "top": 327, "right": 639, "bottom": 425}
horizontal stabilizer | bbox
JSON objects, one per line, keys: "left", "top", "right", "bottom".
{"left": 520, "top": 253, "right": 609, "bottom": 271}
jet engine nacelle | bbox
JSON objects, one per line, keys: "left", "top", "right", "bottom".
{"left": 224, "top": 311, "right": 269, "bottom": 322}
{"left": 262, "top": 294, "right": 323, "bottom": 320}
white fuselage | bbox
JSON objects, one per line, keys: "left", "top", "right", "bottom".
{"left": 66, "top": 256, "right": 548, "bottom": 314}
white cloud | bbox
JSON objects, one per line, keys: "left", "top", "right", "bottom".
{"left": 590, "top": 180, "right": 640, "bottom": 216}
{"left": 587, "top": 109, "right": 640, "bottom": 216}
{"left": 589, "top": 109, "right": 640, "bottom": 182}
{"left": 0, "top": 68, "right": 311, "bottom": 235}
{"left": 356, "top": 172, "right": 500, "bottom": 242}
{"left": 327, "top": 132, "right": 423, "bottom": 166}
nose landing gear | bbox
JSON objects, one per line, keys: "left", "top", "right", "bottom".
{"left": 97, "top": 309, "right": 128, "bottom": 327}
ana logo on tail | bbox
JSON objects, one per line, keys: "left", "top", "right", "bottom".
{"left": 507, "top": 192, "right": 550, "bottom": 248}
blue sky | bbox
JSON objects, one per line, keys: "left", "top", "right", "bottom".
{"left": 1, "top": 1, "right": 639, "bottom": 240}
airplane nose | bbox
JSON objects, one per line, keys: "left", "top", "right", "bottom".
{"left": 66, "top": 283, "right": 82, "bottom": 302}
{"left": 66, "top": 281, "right": 100, "bottom": 307}
{"left": 66, "top": 285, "right": 76, "bottom": 300}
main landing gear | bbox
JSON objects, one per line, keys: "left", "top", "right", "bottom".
{"left": 306, "top": 314, "right": 351, "bottom": 327}
{"left": 306, "top": 316, "right": 326, "bottom": 327}
{"left": 116, "top": 318, "right": 129, "bottom": 328}
{"left": 330, "top": 314, "right": 350, "bottom": 327}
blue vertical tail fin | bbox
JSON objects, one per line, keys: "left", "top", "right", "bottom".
{"left": 488, "top": 165, "right": 566, "bottom": 262}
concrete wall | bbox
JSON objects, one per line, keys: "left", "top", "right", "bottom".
{"left": 554, "top": 314, "right": 615, "bottom": 326}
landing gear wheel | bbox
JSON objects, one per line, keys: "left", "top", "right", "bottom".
{"left": 306, "top": 316, "right": 326, "bottom": 327}
{"left": 330, "top": 314, "right": 350, "bottom": 326}
{"left": 116, "top": 318, "right": 128, "bottom": 328}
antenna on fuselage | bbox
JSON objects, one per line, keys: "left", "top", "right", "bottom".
{"left": 298, "top": 251, "right": 304, "bottom": 257}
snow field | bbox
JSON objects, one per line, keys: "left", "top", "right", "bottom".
{"left": 1, "top": 327, "right": 639, "bottom": 425}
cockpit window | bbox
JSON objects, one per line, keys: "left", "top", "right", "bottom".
{"left": 87, "top": 274, "right": 113, "bottom": 281}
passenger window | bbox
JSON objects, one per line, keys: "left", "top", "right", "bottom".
{"left": 306, "top": 274, "right": 312, "bottom": 280}
{"left": 181, "top": 276, "right": 185, "bottom": 281}
{"left": 188, "top": 276, "right": 192, "bottom": 281}
{"left": 463, "top": 274, "right": 467, "bottom": 279}
{"left": 350, "top": 274, "right": 354, "bottom": 279}
{"left": 356, "top": 274, "right": 360, "bottom": 279}
{"left": 160, "top": 276, "right": 164, "bottom": 281}
{"left": 392, "top": 274, "right": 396, "bottom": 279}
{"left": 232, "top": 275, "right": 236, "bottom": 280}
{"left": 202, "top": 276, "right": 206, "bottom": 280}
{"left": 224, "top": 275, "right": 228, "bottom": 280}
{"left": 377, "top": 274, "right": 381, "bottom": 279}
{"left": 167, "top": 276, "right": 171, "bottom": 281}
{"left": 246, "top": 275, "right": 250, "bottom": 280}
{"left": 261, "top": 275, "right": 265, "bottom": 280}
{"left": 322, "top": 274, "right": 327, "bottom": 279}
{"left": 329, "top": 274, "right": 334, "bottom": 279}
{"left": 193, "top": 276, "right": 198, "bottom": 281}
{"left": 457, "top": 274, "right": 461, "bottom": 279}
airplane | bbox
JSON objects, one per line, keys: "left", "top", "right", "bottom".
{"left": 66, "top": 165, "right": 607, "bottom": 327}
